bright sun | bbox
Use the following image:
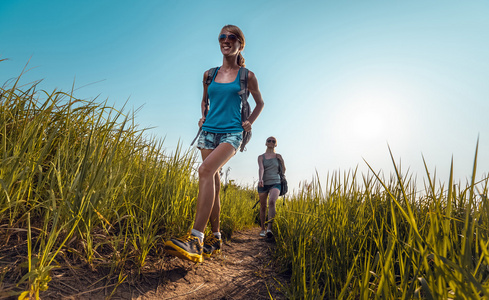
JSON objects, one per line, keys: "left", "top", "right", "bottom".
{"left": 344, "top": 100, "right": 385, "bottom": 141}
{"left": 329, "top": 83, "right": 409, "bottom": 147}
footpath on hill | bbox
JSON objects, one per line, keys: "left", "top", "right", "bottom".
{"left": 40, "top": 227, "right": 289, "bottom": 300}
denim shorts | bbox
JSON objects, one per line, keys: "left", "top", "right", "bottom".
{"left": 258, "top": 183, "right": 281, "bottom": 194}
{"left": 197, "top": 131, "right": 243, "bottom": 151}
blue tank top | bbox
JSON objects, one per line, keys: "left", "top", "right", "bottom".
{"left": 202, "top": 68, "right": 243, "bottom": 133}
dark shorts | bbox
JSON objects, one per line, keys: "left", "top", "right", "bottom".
{"left": 258, "top": 183, "right": 281, "bottom": 194}
{"left": 197, "top": 131, "right": 243, "bottom": 151}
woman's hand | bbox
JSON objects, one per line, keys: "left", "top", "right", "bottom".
{"left": 242, "top": 120, "right": 252, "bottom": 132}
{"left": 258, "top": 179, "right": 264, "bottom": 187}
{"left": 198, "top": 117, "right": 206, "bottom": 127}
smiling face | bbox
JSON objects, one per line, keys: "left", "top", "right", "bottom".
{"left": 219, "top": 29, "right": 242, "bottom": 56}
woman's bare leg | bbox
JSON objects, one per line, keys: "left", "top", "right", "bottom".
{"left": 209, "top": 172, "right": 221, "bottom": 233}
{"left": 267, "top": 188, "right": 280, "bottom": 231}
{"left": 193, "top": 143, "right": 235, "bottom": 233}
{"left": 258, "top": 192, "right": 268, "bottom": 231}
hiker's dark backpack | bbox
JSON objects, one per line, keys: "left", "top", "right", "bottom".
{"left": 191, "top": 67, "right": 252, "bottom": 152}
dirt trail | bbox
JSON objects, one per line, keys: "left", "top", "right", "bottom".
{"left": 38, "top": 227, "right": 288, "bottom": 300}
{"left": 142, "top": 227, "right": 288, "bottom": 300}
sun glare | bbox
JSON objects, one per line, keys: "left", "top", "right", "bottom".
{"left": 344, "top": 100, "right": 385, "bottom": 141}
{"left": 328, "top": 80, "right": 410, "bottom": 149}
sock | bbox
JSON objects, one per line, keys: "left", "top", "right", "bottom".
{"left": 213, "top": 231, "right": 221, "bottom": 240}
{"left": 191, "top": 229, "right": 204, "bottom": 244}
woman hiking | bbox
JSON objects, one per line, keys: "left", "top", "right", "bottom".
{"left": 257, "top": 136, "right": 285, "bottom": 238}
{"left": 164, "top": 25, "right": 264, "bottom": 262}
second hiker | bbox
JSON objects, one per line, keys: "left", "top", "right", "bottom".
{"left": 257, "top": 136, "right": 286, "bottom": 238}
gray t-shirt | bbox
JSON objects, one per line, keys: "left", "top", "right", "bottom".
{"left": 262, "top": 154, "right": 281, "bottom": 185}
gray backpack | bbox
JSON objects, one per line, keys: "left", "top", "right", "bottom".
{"left": 191, "top": 67, "right": 251, "bottom": 152}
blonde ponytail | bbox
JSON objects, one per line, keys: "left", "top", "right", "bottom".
{"left": 237, "top": 52, "right": 245, "bottom": 67}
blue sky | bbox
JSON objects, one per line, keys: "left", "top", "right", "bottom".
{"left": 1, "top": 1, "right": 488, "bottom": 192}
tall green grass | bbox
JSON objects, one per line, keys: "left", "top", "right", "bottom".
{"left": 0, "top": 73, "right": 258, "bottom": 298}
{"left": 274, "top": 148, "right": 489, "bottom": 299}
{"left": 4, "top": 69, "right": 488, "bottom": 300}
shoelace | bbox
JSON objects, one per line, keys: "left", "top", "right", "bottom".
{"left": 176, "top": 233, "right": 197, "bottom": 243}
{"left": 204, "top": 235, "right": 218, "bottom": 245}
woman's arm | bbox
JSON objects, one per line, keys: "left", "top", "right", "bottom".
{"left": 242, "top": 71, "right": 264, "bottom": 132}
{"left": 198, "top": 71, "right": 210, "bottom": 127}
{"left": 258, "top": 155, "right": 265, "bottom": 187}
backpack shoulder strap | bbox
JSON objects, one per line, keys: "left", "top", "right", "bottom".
{"left": 238, "top": 67, "right": 249, "bottom": 98}
{"left": 276, "top": 154, "right": 285, "bottom": 175}
{"left": 191, "top": 67, "right": 218, "bottom": 147}
{"left": 238, "top": 67, "right": 251, "bottom": 152}
{"left": 206, "top": 67, "right": 218, "bottom": 85}
{"left": 203, "top": 67, "right": 218, "bottom": 115}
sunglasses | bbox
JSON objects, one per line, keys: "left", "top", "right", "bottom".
{"left": 218, "top": 34, "right": 238, "bottom": 42}
{"left": 267, "top": 139, "right": 276, "bottom": 143}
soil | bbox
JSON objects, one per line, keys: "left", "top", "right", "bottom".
{"left": 7, "top": 227, "right": 289, "bottom": 300}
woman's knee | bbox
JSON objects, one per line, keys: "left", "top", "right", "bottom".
{"left": 198, "top": 163, "right": 215, "bottom": 179}
{"left": 268, "top": 189, "right": 280, "bottom": 205}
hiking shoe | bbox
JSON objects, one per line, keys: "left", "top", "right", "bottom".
{"left": 164, "top": 234, "right": 203, "bottom": 263}
{"left": 266, "top": 229, "right": 274, "bottom": 239}
{"left": 203, "top": 235, "right": 222, "bottom": 257}
{"left": 259, "top": 230, "right": 266, "bottom": 237}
